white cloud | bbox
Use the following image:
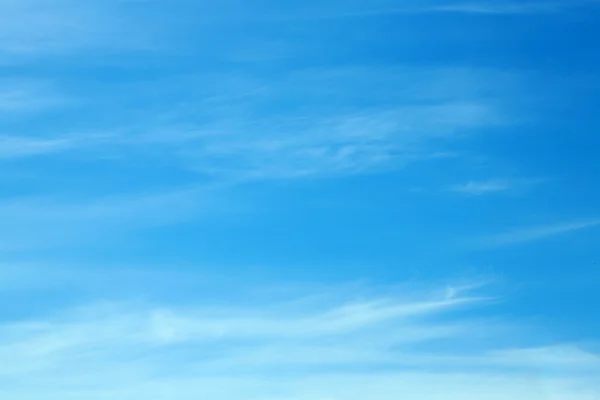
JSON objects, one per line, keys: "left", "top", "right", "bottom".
{"left": 122, "top": 67, "right": 513, "bottom": 180}
{"left": 474, "top": 219, "right": 600, "bottom": 247}
{"left": 260, "top": 0, "right": 597, "bottom": 21}
{"left": 427, "top": 0, "right": 599, "bottom": 15}
{"left": 0, "top": 67, "right": 511, "bottom": 178}
{"left": 0, "top": 281, "right": 597, "bottom": 399}
{"left": 0, "top": 80, "right": 69, "bottom": 113}
{"left": 166, "top": 101, "right": 499, "bottom": 180}
{"left": 0, "top": 66, "right": 520, "bottom": 251}
{"left": 450, "top": 180, "right": 514, "bottom": 195}
{"left": 488, "top": 345, "right": 600, "bottom": 368}
{"left": 448, "top": 178, "right": 545, "bottom": 196}
{"left": 0, "top": 0, "right": 591, "bottom": 62}
{"left": 0, "top": 135, "right": 78, "bottom": 158}
{"left": 428, "top": 1, "right": 565, "bottom": 14}
{"left": 0, "top": 183, "right": 232, "bottom": 251}
{"left": 0, "top": 0, "right": 154, "bottom": 60}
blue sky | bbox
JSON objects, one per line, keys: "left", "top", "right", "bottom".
{"left": 1, "top": 0, "right": 600, "bottom": 398}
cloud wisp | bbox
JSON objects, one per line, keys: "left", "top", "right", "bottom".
{"left": 0, "top": 181, "right": 237, "bottom": 251}
{"left": 0, "top": 65, "right": 524, "bottom": 250}
{"left": 1, "top": 0, "right": 595, "bottom": 61}
{"left": 0, "top": 67, "right": 512, "bottom": 180}
{"left": 427, "top": 1, "right": 568, "bottom": 15}
{"left": 256, "top": 0, "right": 599, "bottom": 21}
{"left": 448, "top": 178, "right": 546, "bottom": 196}
{"left": 450, "top": 180, "right": 515, "bottom": 195}
{"left": 473, "top": 218, "right": 600, "bottom": 248}
{"left": 0, "top": 280, "right": 597, "bottom": 399}
{"left": 0, "top": 0, "right": 157, "bottom": 60}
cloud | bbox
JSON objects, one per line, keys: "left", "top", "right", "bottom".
{"left": 0, "top": 280, "right": 597, "bottom": 399}
{"left": 0, "top": 80, "right": 70, "bottom": 113}
{"left": 122, "top": 67, "right": 514, "bottom": 181}
{"left": 448, "top": 178, "right": 545, "bottom": 196}
{"left": 428, "top": 0, "right": 600, "bottom": 15}
{"left": 0, "top": 67, "right": 520, "bottom": 251}
{"left": 0, "top": 135, "right": 79, "bottom": 158}
{"left": 0, "top": 184, "right": 232, "bottom": 251}
{"left": 24, "top": 101, "right": 495, "bottom": 180}
{"left": 0, "top": 0, "right": 593, "bottom": 62}
{"left": 487, "top": 345, "right": 600, "bottom": 369}
{"left": 1, "top": 67, "right": 512, "bottom": 178}
{"left": 166, "top": 101, "right": 499, "bottom": 180}
{"left": 474, "top": 219, "right": 600, "bottom": 247}
{"left": 427, "top": 1, "right": 565, "bottom": 15}
{"left": 450, "top": 180, "right": 514, "bottom": 195}
{"left": 258, "top": 0, "right": 598, "bottom": 21}
{"left": 0, "top": 0, "right": 154, "bottom": 60}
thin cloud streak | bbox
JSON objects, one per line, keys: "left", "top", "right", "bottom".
{"left": 0, "top": 183, "right": 235, "bottom": 251}
{"left": 432, "top": 0, "right": 600, "bottom": 15}
{"left": 0, "top": 135, "right": 80, "bottom": 158}
{"left": 0, "top": 281, "right": 598, "bottom": 399}
{"left": 450, "top": 180, "right": 514, "bottom": 195}
{"left": 266, "top": 0, "right": 598, "bottom": 21}
{"left": 428, "top": 1, "right": 565, "bottom": 15}
{"left": 475, "top": 219, "right": 600, "bottom": 247}
{"left": 448, "top": 178, "right": 545, "bottom": 196}
{"left": 0, "top": 66, "right": 520, "bottom": 250}
{"left": 0, "top": 66, "right": 512, "bottom": 179}
{"left": 0, "top": 0, "right": 156, "bottom": 60}
{"left": 0, "top": 81, "right": 68, "bottom": 113}
{"left": 0, "top": 0, "right": 594, "bottom": 62}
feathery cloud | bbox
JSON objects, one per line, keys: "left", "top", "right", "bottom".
{"left": 450, "top": 180, "right": 514, "bottom": 195}
{"left": 0, "top": 67, "right": 512, "bottom": 179}
{"left": 0, "top": 0, "right": 155, "bottom": 60}
{"left": 0, "top": 280, "right": 597, "bottom": 399}
{"left": 475, "top": 219, "right": 600, "bottom": 247}
{"left": 448, "top": 178, "right": 545, "bottom": 196}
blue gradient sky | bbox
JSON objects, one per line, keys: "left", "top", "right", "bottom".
{"left": 1, "top": 1, "right": 600, "bottom": 399}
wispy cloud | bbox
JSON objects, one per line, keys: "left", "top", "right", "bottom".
{"left": 15, "top": 100, "right": 495, "bottom": 180}
{"left": 0, "top": 79, "right": 74, "bottom": 116}
{"left": 428, "top": 1, "right": 565, "bottom": 15}
{"left": 0, "top": 66, "right": 519, "bottom": 251}
{"left": 474, "top": 219, "right": 600, "bottom": 247}
{"left": 0, "top": 0, "right": 154, "bottom": 60}
{"left": 0, "top": 0, "right": 593, "bottom": 63}
{"left": 0, "top": 280, "right": 597, "bottom": 399}
{"left": 262, "top": 0, "right": 599, "bottom": 21}
{"left": 450, "top": 179, "right": 514, "bottom": 195}
{"left": 0, "top": 135, "right": 79, "bottom": 158}
{"left": 0, "top": 184, "right": 233, "bottom": 251}
{"left": 448, "top": 178, "right": 545, "bottom": 196}
{"left": 429, "top": 0, "right": 600, "bottom": 15}
{"left": 166, "top": 101, "right": 499, "bottom": 180}
{"left": 0, "top": 67, "right": 512, "bottom": 179}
